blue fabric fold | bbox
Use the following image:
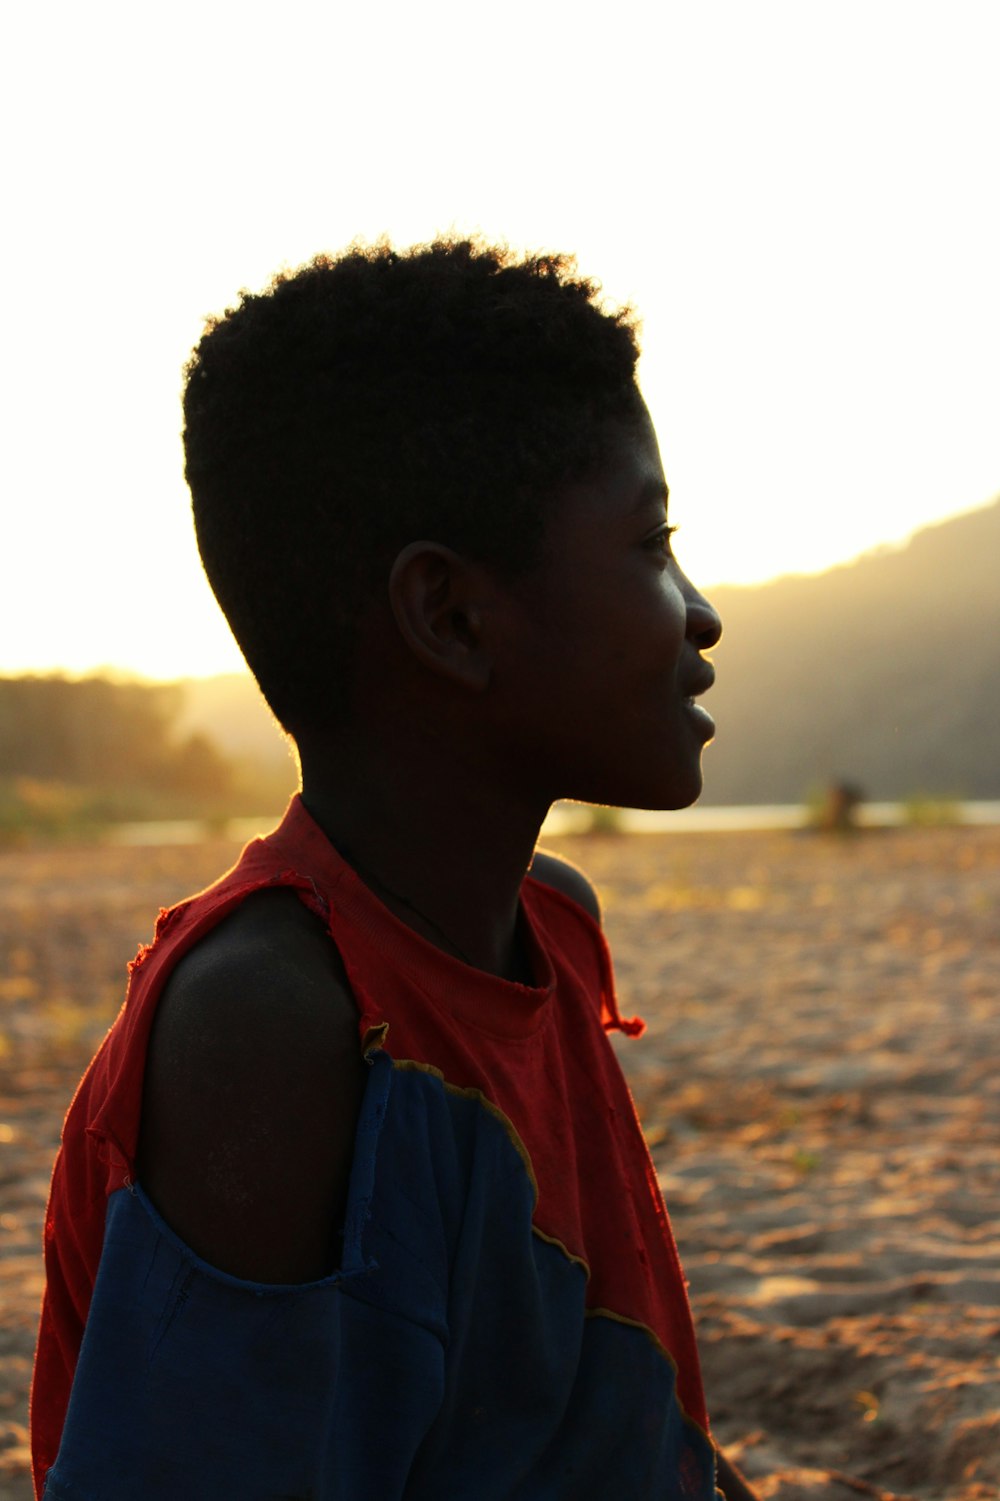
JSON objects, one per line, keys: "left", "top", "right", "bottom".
{"left": 45, "top": 1053, "right": 716, "bottom": 1499}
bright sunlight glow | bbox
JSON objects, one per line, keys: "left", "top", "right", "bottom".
{"left": 3, "top": 0, "right": 998, "bottom": 679}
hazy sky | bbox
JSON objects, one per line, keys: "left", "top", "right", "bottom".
{"left": 3, "top": 0, "right": 997, "bottom": 679}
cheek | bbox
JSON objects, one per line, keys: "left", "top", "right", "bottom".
{"left": 630, "top": 574, "right": 688, "bottom": 675}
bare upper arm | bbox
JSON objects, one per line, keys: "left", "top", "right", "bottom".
{"left": 528, "top": 849, "right": 602, "bottom": 926}
{"left": 136, "top": 888, "right": 367, "bottom": 1284}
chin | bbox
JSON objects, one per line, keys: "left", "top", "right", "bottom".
{"left": 649, "top": 762, "right": 707, "bottom": 813}
{"left": 646, "top": 784, "right": 703, "bottom": 814}
{"left": 633, "top": 745, "right": 706, "bottom": 811}
{"left": 581, "top": 761, "right": 705, "bottom": 815}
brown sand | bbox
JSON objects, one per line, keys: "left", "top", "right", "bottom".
{"left": 1, "top": 826, "right": 998, "bottom": 1500}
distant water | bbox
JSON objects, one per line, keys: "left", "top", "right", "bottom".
{"left": 543, "top": 801, "right": 1000, "bottom": 834}
{"left": 105, "top": 802, "right": 1000, "bottom": 846}
{"left": 107, "top": 816, "right": 278, "bottom": 846}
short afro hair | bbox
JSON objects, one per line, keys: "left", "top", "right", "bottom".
{"left": 183, "top": 237, "right": 643, "bottom": 735}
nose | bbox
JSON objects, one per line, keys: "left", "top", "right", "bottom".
{"left": 683, "top": 576, "right": 722, "bottom": 651}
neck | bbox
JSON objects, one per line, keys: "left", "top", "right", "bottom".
{"left": 298, "top": 732, "right": 549, "bottom": 982}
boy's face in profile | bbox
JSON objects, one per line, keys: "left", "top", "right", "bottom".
{"left": 495, "top": 404, "right": 721, "bottom": 814}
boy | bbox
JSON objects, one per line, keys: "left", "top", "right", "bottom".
{"left": 31, "top": 240, "right": 758, "bottom": 1498}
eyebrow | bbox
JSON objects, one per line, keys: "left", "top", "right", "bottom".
{"left": 629, "top": 478, "right": 670, "bottom": 515}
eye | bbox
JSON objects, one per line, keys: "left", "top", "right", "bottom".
{"left": 644, "top": 524, "right": 679, "bottom": 560}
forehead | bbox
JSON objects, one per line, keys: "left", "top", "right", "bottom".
{"left": 555, "top": 411, "right": 669, "bottom": 529}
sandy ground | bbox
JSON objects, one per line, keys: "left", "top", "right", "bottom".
{"left": 0, "top": 826, "right": 998, "bottom": 1500}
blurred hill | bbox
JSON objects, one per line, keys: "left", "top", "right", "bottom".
{"left": 702, "top": 496, "right": 1000, "bottom": 803}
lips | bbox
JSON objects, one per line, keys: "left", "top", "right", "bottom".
{"left": 680, "top": 661, "right": 716, "bottom": 740}
{"left": 681, "top": 661, "right": 716, "bottom": 701}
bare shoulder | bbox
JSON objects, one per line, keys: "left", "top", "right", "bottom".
{"left": 527, "top": 848, "right": 602, "bottom": 926}
{"left": 137, "top": 886, "right": 367, "bottom": 1284}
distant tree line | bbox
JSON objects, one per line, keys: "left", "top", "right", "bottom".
{"left": 0, "top": 675, "right": 288, "bottom": 837}
{"left": 0, "top": 675, "right": 230, "bottom": 794}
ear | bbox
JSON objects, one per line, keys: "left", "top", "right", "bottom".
{"left": 387, "top": 542, "right": 492, "bottom": 691}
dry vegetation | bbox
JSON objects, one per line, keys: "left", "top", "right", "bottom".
{"left": 1, "top": 826, "right": 998, "bottom": 1500}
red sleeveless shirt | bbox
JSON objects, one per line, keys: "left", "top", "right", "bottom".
{"left": 32, "top": 797, "right": 716, "bottom": 1499}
